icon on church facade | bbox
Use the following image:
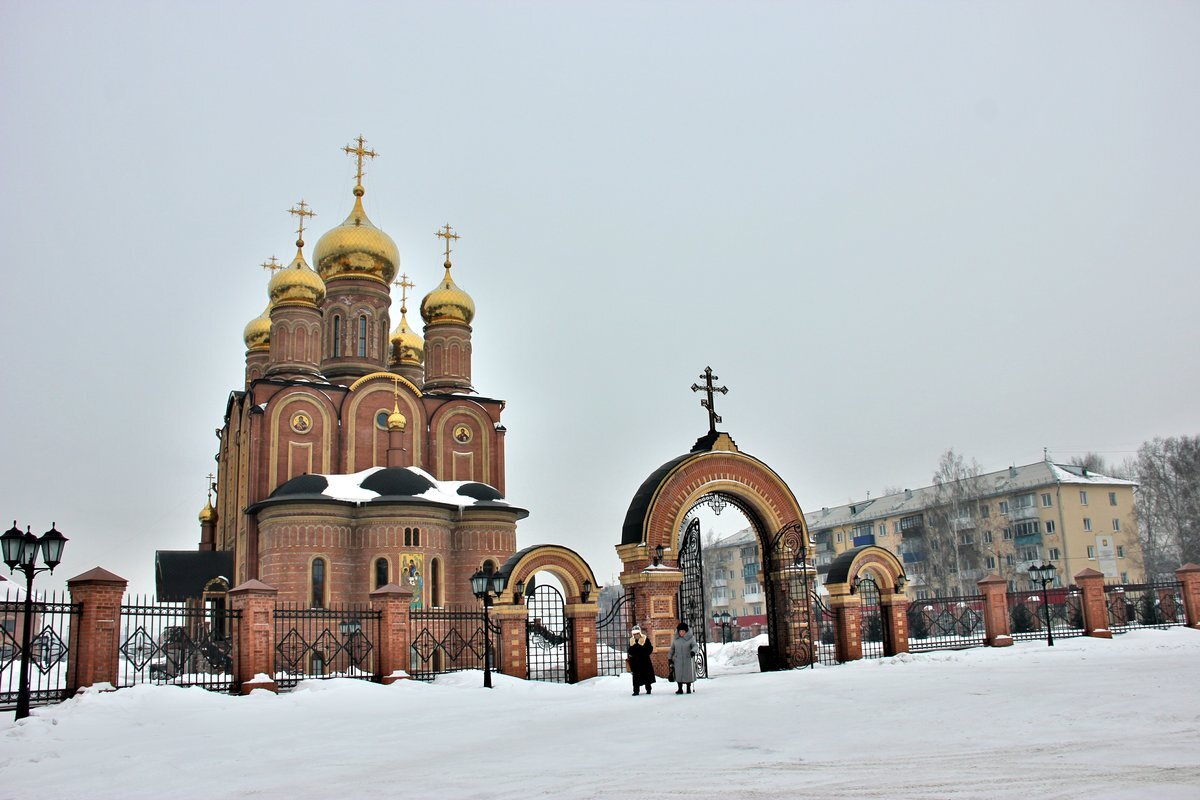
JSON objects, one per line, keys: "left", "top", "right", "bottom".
{"left": 290, "top": 412, "right": 312, "bottom": 434}
{"left": 453, "top": 424, "right": 472, "bottom": 444}
{"left": 400, "top": 554, "right": 424, "bottom": 609}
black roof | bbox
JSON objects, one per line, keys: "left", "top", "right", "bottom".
{"left": 620, "top": 432, "right": 727, "bottom": 546}
{"left": 825, "top": 546, "right": 869, "bottom": 585}
{"left": 155, "top": 550, "right": 234, "bottom": 601}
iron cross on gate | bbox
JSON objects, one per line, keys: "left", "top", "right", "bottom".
{"left": 691, "top": 366, "right": 728, "bottom": 435}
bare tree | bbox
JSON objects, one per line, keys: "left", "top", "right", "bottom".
{"left": 925, "top": 449, "right": 987, "bottom": 596}
{"left": 1132, "top": 436, "right": 1200, "bottom": 578}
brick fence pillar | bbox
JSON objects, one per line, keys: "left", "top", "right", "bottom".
{"left": 66, "top": 567, "right": 128, "bottom": 692}
{"left": 228, "top": 579, "right": 279, "bottom": 693}
{"left": 370, "top": 583, "right": 414, "bottom": 683}
{"left": 1175, "top": 564, "right": 1200, "bottom": 628}
{"left": 621, "top": 568, "right": 683, "bottom": 677}
{"left": 566, "top": 602, "right": 599, "bottom": 682}
{"left": 977, "top": 574, "right": 1013, "bottom": 647}
{"left": 1074, "top": 568, "right": 1112, "bottom": 639}
{"left": 829, "top": 595, "right": 862, "bottom": 663}
{"left": 490, "top": 604, "right": 528, "bottom": 679}
{"left": 880, "top": 591, "right": 910, "bottom": 656}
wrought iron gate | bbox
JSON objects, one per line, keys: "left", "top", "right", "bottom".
{"left": 810, "top": 592, "right": 839, "bottom": 666}
{"left": 856, "top": 576, "right": 885, "bottom": 659}
{"left": 763, "top": 521, "right": 809, "bottom": 668}
{"left": 677, "top": 517, "right": 708, "bottom": 679}
{"left": 596, "top": 590, "right": 631, "bottom": 676}
{"left": 527, "top": 584, "right": 573, "bottom": 683}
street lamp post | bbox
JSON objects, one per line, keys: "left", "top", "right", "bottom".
{"left": 1, "top": 521, "right": 68, "bottom": 720}
{"left": 711, "top": 610, "right": 736, "bottom": 644}
{"left": 469, "top": 566, "right": 506, "bottom": 688}
{"left": 1027, "top": 561, "right": 1058, "bottom": 647}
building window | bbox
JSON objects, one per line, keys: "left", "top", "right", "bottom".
{"left": 836, "top": 532, "right": 843, "bottom": 543}
{"left": 980, "top": 504, "right": 990, "bottom": 519}
{"left": 430, "top": 557, "right": 441, "bottom": 607}
{"left": 358, "top": 315, "right": 368, "bottom": 357}
{"left": 1083, "top": 518, "right": 1092, "bottom": 532}
{"left": 1005, "top": 555, "right": 1014, "bottom": 567}
{"left": 985, "top": 555, "right": 996, "bottom": 569}
{"left": 1109, "top": 491, "right": 1118, "bottom": 506}
{"left": 1049, "top": 547, "right": 1060, "bottom": 560}
{"left": 1045, "top": 520, "right": 1055, "bottom": 534}
{"left": 959, "top": 532, "right": 973, "bottom": 546}
{"left": 1014, "top": 521, "right": 1040, "bottom": 537}
{"left": 332, "top": 316, "right": 341, "bottom": 357}
{"left": 1080, "top": 490, "right": 1088, "bottom": 506}
{"left": 1041, "top": 493, "right": 1052, "bottom": 507}
{"left": 404, "top": 527, "right": 412, "bottom": 547}
{"left": 1087, "top": 545, "right": 1096, "bottom": 559}
{"left": 311, "top": 653, "right": 326, "bottom": 677}
{"left": 311, "top": 557, "right": 327, "bottom": 609}
{"left": 1120, "top": 572, "right": 1129, "bottom": 583}
{"left": 878, "top": 523, "right": 886, "bottom": 537}
{"left": 1002, "top": 527, "right": 1013, "bottom": 540}
{"left": 374, "top": 557, "right": 389, "bottom": 589}
{"left": 983, "top": 530, "right": 993, "bottom": 543}
{"left": 1016, "top": 493, "right": 1035, "bottom": 509}
{"left": 412, "top": 527, "right": 421, "bottom": 546}
{"left": 999, "top": 501, "right": 1010, "bottom": 515}
{"left": 1112, "top": 519, "right": 1120, "bottom": 532}
{"left": 1117, "top": 545, "right": 1125, "bottom": 558}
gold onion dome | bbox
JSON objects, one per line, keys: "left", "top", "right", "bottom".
{"left": 420, "top": 262, "right": 475, "bottom": 325}
{"left": 388, "top": 312, "right": 424, "bottom": 365}
{"left": 312, "top": 187, "right": 400, "bottom": 285}
{"left": 268, "top": 250, "right": 326, "bottom": 307}
{"left": 387, "top": 401, "right": 407, "bottom": 431}
{"left": 243, "top": 303, "right": 272, "bottom": 351}
{"left": 198, "top": 499, "right": 217, "bottom": 524}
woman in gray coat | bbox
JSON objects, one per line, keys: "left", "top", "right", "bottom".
{"left": 668, "top": 622, "right": 698, "bottom": 694}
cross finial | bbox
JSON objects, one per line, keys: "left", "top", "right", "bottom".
{"left": 436, "top": 223, "right": 459, "bottom": 267}
{"left": 288, "top": 200, "right": 316, "bottom": 249}
{"left": 261, "top": 256, "right": 283, "bottom": 275}
{"left": 206, "top": 473, "right": 216, "bottom": 503}
{"left": 342, "top": 135, "right": 378, "bottom": 190}
{"left": 690, "top": 366, "right": 729, "bottom": 435}
{"left": 393, "top": 273, "right": 415, "bottom": 312}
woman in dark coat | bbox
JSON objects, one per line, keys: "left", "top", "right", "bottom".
{"left": 627, "top": 625, "right": 655, "bottom": 696}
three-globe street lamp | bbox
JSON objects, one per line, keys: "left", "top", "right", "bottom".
{"left": 469, "top": 566, "right": 507, "bottom": 688}
{"left": 711, "top": 610, "right": 737, "bottom": 644}
{"left": 1027, "top": 560, "right": 1058, "bottom": 647}
{"left": 1, "top": 521, "right": 68, "bottom": 720}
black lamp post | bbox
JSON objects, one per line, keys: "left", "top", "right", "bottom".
{"left": 469, "top": 566, "right": 506, "bottom": 688}
{"left": 711, "top": 610, "right": 736, "bottom": 644}
{"left": 2, "top": 521, "right": 68, "bottom": 720}
{"left": 1027, "top": 561, "right": 1057, "bottom": 647}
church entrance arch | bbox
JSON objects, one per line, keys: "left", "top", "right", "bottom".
{"left": 525, "top": 581, "right": 572, "bottom": 683}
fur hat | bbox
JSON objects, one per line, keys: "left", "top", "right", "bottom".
{"left": 676, "top": 621, "right": 689, "bottom": 632}
{"left": 631, "top": 625, "right": 642, "bottom": 634}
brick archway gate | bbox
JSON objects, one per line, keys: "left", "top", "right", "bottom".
{"left": 616, "top": 431, "right": 812, "bottom": 674}
{"left": 490, "top": 545, "right": 600, "bottom": 682}
{"left": 823, "top": 546, "right": 910, "bottom": 662}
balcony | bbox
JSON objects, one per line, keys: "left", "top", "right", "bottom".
{"left": 814, "top": 541, "right": 834, "bottom": 555}
{"left": 1009, "top": 505, "right": 1039, "bottom": 522}
{"left": 711, "top": 596, "right": 730, "bottom": 607}
{"left": 711, "top": 577, "right": 728, "bottom": 587}
{"left": 743, "top": 592, "right": 764, "bottom": 603}
{"left": 899, "top": 524, "right": 925, "bottom": 537}
{"left": 951, "top": 517, "right": 976, "bottom": 531}
{"left": 1015, "top": 533, "right": 1042, "bottom": 548}
{"left": 852, "top": 534, "right": 876, "bottom": 547}
{"left": 902, "top": 551, "right": 926, "bottom": 564}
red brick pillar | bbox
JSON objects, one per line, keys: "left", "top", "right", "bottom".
{"left": 977, "top": 574, "right": 1013, "bottom": 647}
{"left": 621, "top": 569, "right": 682, "bottom": 677}
{"left": 228, "top": 579, "right": 279, "bottom": 693}
{"left": 1175, "top": 564, "right": 1200, "bottom": 628}
{"left": 830, "top": 595, "right": 862, "bottom": 663}
{"left": 491, "top": 604, "right": 528, "bottom": 678}
{"left": 1074, "top": 568, "right": 1112, "bottom": 639}
{"left": 880, "top": 592, "right": 909, "bottom": 656}
{"left": 66, "top": 567, "right": 128, "bottom": 692}
{"left": 566, "top": 602, "right": 599, "bottom": 682}
{"left": 370, "top": 583, "right": 414, "bottom": 683}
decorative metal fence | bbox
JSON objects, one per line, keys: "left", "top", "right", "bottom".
{"left": 1, "top": 589, "right": 79, "bottom": 710}
{"left": 1105, "top": 582, "right": 1186, "bottom": 632}
{"left": 1007, "top": 588, "right": 1085, "bottom": 641}
{"left": 906, "top": 594, "right": 987, "bottom": 652}
{"left": 274, "top": 604, "right": 380, "bottom": 689}
{"left": 595, "top": 591, "right": 631, "bottom": 677}
{"left": 811, "top": 593, "right": 839, "bottom": 666}
{"left": 857, "top": 577, "right": 885, "bottom": 659}
{"left": 118, "top": 597, "right": 239, "bottom": 692}
{"left": 408, "top": 605, "right": 500, "bottom": 682}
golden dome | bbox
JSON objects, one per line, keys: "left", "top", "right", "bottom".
{"left": 387, "top": 401, "right": 407, "bottom": 432}
{"left": 198, "top": 500, "right": 217, "bottom": 524}
{"left": 420, "top": 263, "right": 475, "bottom": 325}
{"left": 268, "top": 250, "right": 326, "bottom": 307}
{"left": 388, "top": 310, "right": 424, "bottom": 366}
{"left": 243, "top": 303, "right": 272, "bottom": 351}
{"left": 312, "top": 188, "right": 399, "bottom": 285}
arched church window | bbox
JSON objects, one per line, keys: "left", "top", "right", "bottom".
{"left": 375, "top": 557, "right": 389, "bottom": 589}
{"left": 404, "top": 527, "right": 412, "bottom": 547}
{"left": 311, "top": 652, "right": 325, "bottom": 677}
{"left": 332, "top": 316, "right": 342, "bottom": 358}
{"left": 311, "top": 557, "right": 327, "bottom": 609}
{"left": 412, "top": 527, "right": 420, "bottom": 547}
{"left": 430, "top": 557, "right": 441, "bottom": 607}
{"left": 358, "top": 315, "right": 367, "bottom": 357}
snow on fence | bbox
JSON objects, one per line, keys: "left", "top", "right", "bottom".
{"left": 274, "top": 604, "right": 381, "bottom": 689}
{"left": 0, "top": 589, "right": 78, "bottom": 710}
{"left": 118, "top": 596, "right": 239, "bottom": 692}
{"left": 906, "top": 594, "right": 988, "bottom": 651}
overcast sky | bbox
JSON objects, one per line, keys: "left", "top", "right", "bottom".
{"left": 2, "top": 2, "right": 1197, "bottom": 594}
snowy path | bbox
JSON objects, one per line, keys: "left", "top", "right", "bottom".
{"left": 2, "top": 629, "right": 1198, "bottom": 799}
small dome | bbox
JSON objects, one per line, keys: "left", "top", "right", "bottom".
{"left": 312, "top": 188, "right": 399, "bottom": 285}
{"left": 243, "top": 303, "right": 272, "bottom": 351}
{"left": 268, "top": 251, "right": 326, "bottom": 307}
{"left": 420, "top": 264, "right": 475, "bottom": 325}
{"left": 457, "top": 482, "right": 504, "bottom": 502}
{"left": 388, "top": 311, "right": 424, "bottom": 366}
{"left": 387, "top": 401, "right": 407, "bottom": 431}
{"left": 360, "top": 467, "right": 436, "bottom": 496}
{"left": 198, "top": 500, "right": 217, "bottom": 524}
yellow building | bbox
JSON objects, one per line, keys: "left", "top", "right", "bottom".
{"left": 805, "top": 460, "right": 1143, "bottom": 599}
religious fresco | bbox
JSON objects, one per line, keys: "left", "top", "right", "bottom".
{"left": 399, "top": 553, "right": 424, "bottom": 609}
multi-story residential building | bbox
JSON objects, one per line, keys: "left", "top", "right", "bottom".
{"left": 704, "top": 528, "right": 768, "bottom": 638}
{"left": 805, "top": 460, "right": 1143, "bottom": 599}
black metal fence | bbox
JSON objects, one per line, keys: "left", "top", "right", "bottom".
{"left": 408, "top": 605, "right": 500, "bottom": 682}
{"left": 118, "top": 597, "right": 239, "bottom": 692}
{"left": 811, "top": 594, "right": 839, "bottom": 666}
{"left": 1, "top": 589, "right": 79, "bottom": 710}
{"left": 907, "top": 594, "right": 987, "bottom": 651}
{"left": 274, "top": 604, "right": 380, "bottom": 689}
{"left": 857, "top": 577, "right": 885, "bottom": 659}
{"left": 1007, "top": 588, "right": 1085, "bottom": 641}
{"left": 595, "top": 592, "right": 631, "bottom": 677}
{"left": 1105, "top": 582, "right": 1186, "bottom": 632}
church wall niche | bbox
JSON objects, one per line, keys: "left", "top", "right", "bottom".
{"left": 429, "top": 402, "right": 492, "bottom": 485}
{"left": 267, "top": 392, "right": 334, "bottom": 493}
{"left": 344, "top": 383, "right": 423, "bottom": 472}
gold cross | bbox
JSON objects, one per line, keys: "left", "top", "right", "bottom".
{"left": 261, "top": 256, "right": 283, "bottom": 274}
{"left": 436, "top": 223, "right": 460, "bottom": 263}
{"left": 393, "top": 273, "right": 415, "bottom": 309}
{"left": 342, "top": 135, "right": 378, "bottom": 187}
{"left": 288, "top": 200, "right": 316, "bottom": 245}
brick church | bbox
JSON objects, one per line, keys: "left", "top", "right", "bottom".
{"left": 156, "top": 138, "right": 525, "bottom": 609}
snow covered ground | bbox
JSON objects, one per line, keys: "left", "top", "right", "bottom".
{"left": 2, "top": 629, "right": 1198, "bottom": 800}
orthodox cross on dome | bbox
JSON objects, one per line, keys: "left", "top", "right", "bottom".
{"left": 206, "top": 473, "right": 216, "bottom": 502}
{"left": 288, "top": 200, "right": 316, "bottom": 249}
{"left": 342, "top": 135, "right": 378, "bottom": 189}
{"left": 436, "top": 223, "right": 459, "bottom": 266}
{"left": 691, "top": 366, "right": 728, "bottom": 435}
{"left": 393, "top": 273, "right": 415, "bottom": 312}
{"left": 261, "top": 255, "right": 282, "bottom": 275}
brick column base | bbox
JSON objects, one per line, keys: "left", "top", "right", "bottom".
{"left": 229, "top": 580, "right": 279, "bottom": 693}
{"left": 830, "top": 596, "right": 862, "bottom": 662}
{"left": 1074, "top": 568, "right": 1112, "bottom": 639}
{"left": 1176, "top": 564, "right": 1200, "bottom": 628}
{"left": 491, "top": 605, "right": 528, "bottom": 679}
{"left": 371, "top": 583, "right": 414, "bottom": 683}
{"left": 566, "top": 603, "right": 599, "bottom": 682}
{"left": 66, "top": 567, "right": 128, "bottom": 692}
{"left": 880, "top": 594, "right": 909, "bottom": 656}
{"left": 977, "top": 574, "right": 1013, "bottom": 647}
